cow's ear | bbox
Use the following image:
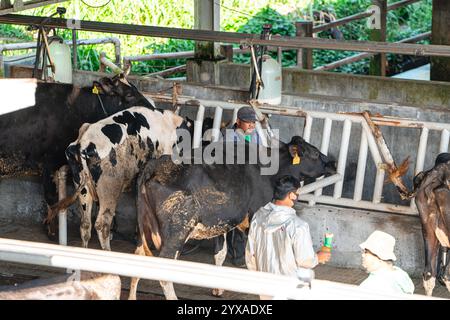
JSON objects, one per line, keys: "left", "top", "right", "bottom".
{"left": 289, "top": 145, "right": 301, "bottom": 165}
{"left": 97, "top": 78, "right": 115, "bottom": 95}
{"left": 92, "top": 81, "right": 106, "bottom": 95}
{"left": 288, "top": 144, "right": 298, "bottom": 158}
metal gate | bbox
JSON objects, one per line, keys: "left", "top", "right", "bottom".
{"left": 165, "top": 95, "right": 450, "bottom": 216}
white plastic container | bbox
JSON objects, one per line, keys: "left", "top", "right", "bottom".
{"left": 46, "top": 37, "right": 73, "bottom": 84}
{"left": 257, "top": 54, "right": 282, "bottom": 105}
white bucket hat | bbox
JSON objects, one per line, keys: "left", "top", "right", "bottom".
{"left": 359, "top": 230, "right": 397, "bottom": 261}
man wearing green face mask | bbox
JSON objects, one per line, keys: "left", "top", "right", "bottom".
{"left": 220, "top": 106, "right": 261, "bottom": 266}
{"left": 222, "top": 106, "right": 261, "bottom": 145}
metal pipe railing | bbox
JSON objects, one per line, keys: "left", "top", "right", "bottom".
{"left": 0, "top": 237, "right": 438, "bottom": 300}
{"left": 0, "top": 37, "right": 121, "bottom": 76}
{"left": 313, "top": 0, "right": 423, "bottom": 34}
{"left": 315, "top": 32, "right": 431, "bottom": 72}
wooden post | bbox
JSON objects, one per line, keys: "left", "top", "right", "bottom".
{"left": 296, "top": 21, "right": 313, "bottom": 69}
{"left": 194, "top": 0, "right": 220, "bottom": 60}
{"left": 72, "top": 29, "right": 77, "bottom": 70}
{"left": 369, "top": 0, "right": 387, "bottom": 76}
{"left": 0, "top": 0, "right": 12, "bottom": 9}
{"left": 431, "top": 0, "right": 450, "bottom": 82}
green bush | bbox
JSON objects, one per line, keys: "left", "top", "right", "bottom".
{"left": 0, "top": 0, "right": 432, "bottom": 75}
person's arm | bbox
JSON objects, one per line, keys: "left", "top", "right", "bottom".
{"left": 292, "top": 223, "right": 319, "bottom": 269}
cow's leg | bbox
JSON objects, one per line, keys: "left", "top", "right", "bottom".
{"left": 422, "top": 233, "right": 440, "bottom": 296}
{"left": 158, "top": 245, "right": 184, "bottom": 300}
{"left": 157, "top": 224, "right": 193, "bottom": 300}
{"left": 128, "top": 244, "right": 145, "bottom": 300}
{"left": 416, "top": 195, "right": 440, "bottom": 296}
{"left": 95, "top": 205, "right": 116, "bottom": 251}
{"left": 94, "top": 178, "right": 121, "bottom": 251}
{"left": 79, "top": 187, "right": 94, "bottom": 248}
{"left": 212, "top": 233, "right": 227, "bottom": 297}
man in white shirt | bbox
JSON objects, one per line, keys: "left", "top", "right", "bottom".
{"left": 245, "top": 175, "right": 330, "bottom": 299}
{"left": 359, "top": 230, "right": 415, "bottom": 295}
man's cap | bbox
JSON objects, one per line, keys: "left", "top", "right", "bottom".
{"left": 237, "top": 107, "right": 257, "bottom": 122}
{"left": 359, "top": 230, "right": 397, "bottom": 261}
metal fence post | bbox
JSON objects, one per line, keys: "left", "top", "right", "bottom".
{"left": 295, "top": 21, "right": 313, "bottom": 69}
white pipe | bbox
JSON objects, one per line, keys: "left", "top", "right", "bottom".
{"left": 410, "top": 128, "right": 429, "bottom": 208}
{"left": 298, "top": 174, "right": 342, "bottom": 195}
{"left": 415, "top": 128, "right": 429, "bottom": 175}
{"left": 0, "top": 238, "right": 434, "bottom": 300}
{"left": 193, "top": 104, "right": 205, "bottom": 149}
{"left": 360, "top": 122, "right": 385, "bottom": 204}
{"left": 255, "top": 122, "right": 269, "bottom": 147}
{"left": 211, "top": 106, "right": 223, "bottom": 142}
{"left": 440, "top": 129, "right": 449, "bottom": 153}
{"left": 334, "top": 119, "right": 352, "bottom": 199}
{"left": 299, "top": 195, "right": 418, "bottom": 216}
{"left": 58, "top": 167, "right": 68, "bottom": 247}
{"left": 373, "top": 168, "right": 385, "bottom": 204}
{"left": 303, "top": 115, "right": 313, "bottom": 143}
{"left": 231, "top": 107, "right": 238, "bottom": 125}
{"left": 354, "top": 129, "right": 368, "bottom": 201}
{"left": 315, "top": 118, "right": 332, "bottom": 198}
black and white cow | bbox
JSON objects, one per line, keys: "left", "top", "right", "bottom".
{"left": 128, "top": 136, "right": 336, "bottom": 299}
{"left": 47, "top": 106, "right": 189, "bottom": 250}
{"left": 0, "top": 73, "right": 153, "bottom": 239}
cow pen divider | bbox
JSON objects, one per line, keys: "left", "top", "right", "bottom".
{"left": 0, "top": 237, "right": 439, "bottom": 300}
{"left": 143, "top": 93, "right": 450, "bottom": 217}
{"left": 52, "top": 93, "right": 450, "bottom": 248}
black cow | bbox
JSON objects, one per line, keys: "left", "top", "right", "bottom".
{"left": 128, "top": 136, "right": 336, "bottom": 299}
{"left": 413, "top": 152, "right": 450, "bottom": 296}
{"left": 0, "top": 73, "right": 154, "bottom": 239}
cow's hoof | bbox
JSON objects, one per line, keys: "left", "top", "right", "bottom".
{"left": 212, "top": 288, "right": 224, "bottom": 297}
{"left": 423, "top": 277, "right": 436, "bottom": 296}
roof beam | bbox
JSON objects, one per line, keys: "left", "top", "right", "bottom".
{"left": 0, "top": 0, "right": 70, "bottom": 15}
{"left": 1, "top": 13, "right": 450, "bottom": 57}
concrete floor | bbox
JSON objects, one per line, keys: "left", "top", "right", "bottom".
{"left": 0, "top": 218, "right": 448, "bottom": 300}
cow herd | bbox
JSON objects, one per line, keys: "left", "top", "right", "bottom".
{"left": 1, "top": 73, "right": 449, "bottom": 299}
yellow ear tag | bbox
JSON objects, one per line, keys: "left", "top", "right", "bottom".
{"left": 92, "top": 86, "right": 99, "bottom": 95}
{"left": 292, "top": 153, "right": 301, "bottom": 165}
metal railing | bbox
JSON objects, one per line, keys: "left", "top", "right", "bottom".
{"left": 0, "top": 238, "right": 438, "bottom": 300}
{"left": 0, "top": 37, "right": 121, "bottom": 76}
{"left": 312, "top": 0, "right": 422, "bottom": 34}
{"left": 143, "top": 93, "right": 450, "bottom": 216}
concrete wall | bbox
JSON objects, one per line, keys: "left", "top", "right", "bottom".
{"left": 298, "top": 203, "right": 423, "bottom": 277}
{"left": 216, "top": 62, "right": 450, "bottom": 108}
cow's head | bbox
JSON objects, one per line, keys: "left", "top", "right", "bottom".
{"left": 93, "top": 73, "right": 155, "bottom": 110}
{"left": 286, "top": 136, "right": 336, "bottom": 181}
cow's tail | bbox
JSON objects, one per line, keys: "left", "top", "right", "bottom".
{"left": 45, "top": 142, "right": 98, "bottom": 224}
{"left": 136, "top": 160, "right": 163, "bottom": 252}
{"left": 44, "top": 184, "right": 84, "bottom": 224}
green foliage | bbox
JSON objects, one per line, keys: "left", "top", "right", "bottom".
{"left": 0, "top": 24, "right": 32, "bottom": 42}
{"left": 0, "top": 0, "right": 432, "bottom": 75}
